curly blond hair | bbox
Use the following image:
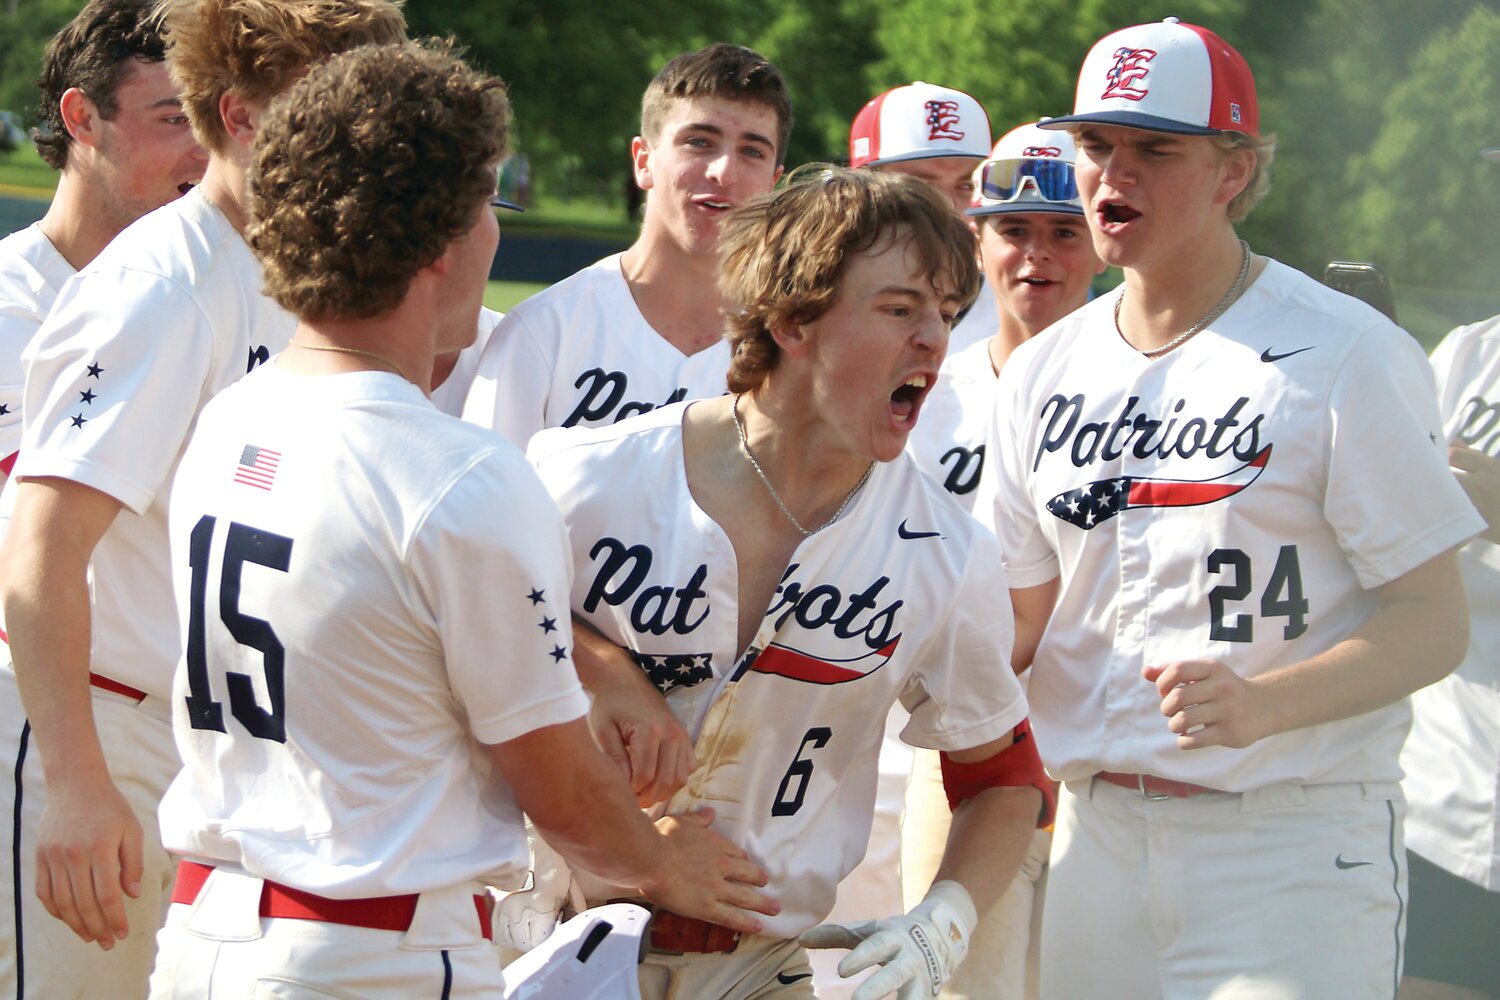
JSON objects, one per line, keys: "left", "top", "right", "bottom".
{"left": 718, "top": 165, "right": 980, "bottom": 394}
{"left": 247, "top": 40, "right": 508, "bottom": 320}
{"left": 154, "top": 0, "right": 407, "bottom": 154}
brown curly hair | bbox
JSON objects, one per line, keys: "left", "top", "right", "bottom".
{"left": 154, "top": 0, "right": 407, "bottom": 155}
{"left": 247, "top": 40, "right": 508, "bottom": 321}
{"left": 640, "top": 43, "right": 792, "bottom": 160}
{"left": 34, "top": 0, "right": 169, "bottom": 170}
{"left": 718, "top": 165, "right": 980, "bottom": 394}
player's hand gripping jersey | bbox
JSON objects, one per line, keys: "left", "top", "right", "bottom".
{"left": 531, "top": 403, "right": 1028, "bottom": 939}
{"left": 984, "top": 260, "right": 1483, "bottom": 789}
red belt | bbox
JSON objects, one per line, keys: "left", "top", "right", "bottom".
{"left": 90, "top": 673, "right": 147, "bottom": 704}
{"left": 647, "top": 908, "right": 740, "bottom": 953}
{"left": 1096, "top": 771, "right": 1220, "bottom": 799}
{"left": 172, "top": 861, "right": 493, "bottom": 940}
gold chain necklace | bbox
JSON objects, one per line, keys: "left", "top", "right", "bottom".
{"left": 1117, "top": 239, "right": 1253, "bottom": 359}
{"left": 291, "top": 341, "right": 412, "bottom": 384}
{"left": 732, "top": 394, "right": 873, "bottom": 537}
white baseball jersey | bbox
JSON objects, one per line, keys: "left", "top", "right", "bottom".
{"left": 530, "top": 403, "right": 1028, "bottom": 938}
{"left": 984, "top": 258, "right": 1483, "bottom": 789}
{"left": 0, "top": 223, "right": 74, "bottom": 475}
{"left": 161, "top": 361, "right": 589, "bottom": 897}
{"left": 905, "top": 336, "right": 997, "bottom": 510}
{"left": 1, "top": 189, "right": 293, "bottom": 699}
{"left": 461, "top": 254, "right": 729, "bottom": 447}
{"left": 430, "top": 306, "right": 502, "bottom": 417}
{"left": 1402, "top": 314, "right": 1500, "bottom": 890}
{"left": 947, "top": 273, "right": 998, "bottom": 353}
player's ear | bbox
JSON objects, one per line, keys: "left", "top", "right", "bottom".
{"left": 219, "top": 92, "right": 262, "bottom": 150}
{"left": 1215, "top": 146, "right": 1256, "bottom": 208}
{"left": 58, "top": 87, "right": 101, "bottom": 149}
{"left": 631, "top": 135, "right": 654, "bottom": 192}
{"left": 770, "top": 317, "right": 812, "bottom": 358}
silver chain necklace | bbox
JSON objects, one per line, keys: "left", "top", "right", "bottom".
{"left": 1117, "top": 239, "right": 1252, "bottom": 359}
{"left": 732, "top": 394, "right": 873, "bottom": 537}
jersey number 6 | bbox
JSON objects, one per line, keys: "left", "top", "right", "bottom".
{"left": 184, "top": 514, "right": 294, "bottom": 743}
{"left": 772, "top": 727, "right": 832, "bottom": 817}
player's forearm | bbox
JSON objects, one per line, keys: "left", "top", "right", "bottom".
{"left": 1248, "top": 548, "right": 1468, "bottom": 738}
{"left": 931, "top": 785, "right": 1039, "bottom": 916}
{"left": 570, "top": 614, "right": 644, "bottom": 692}
{"left": 497, "top": 717, "right": 674, "bottom": 888}
{"left": 1, "top": 536, "right": 111, "bottom": 788}
{"left": 1009, "top": 577, "right": 1059, "bottom": 672}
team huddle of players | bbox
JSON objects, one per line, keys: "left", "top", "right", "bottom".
{"left": 0, "top": 2, "right": 1495, "bottom": 999}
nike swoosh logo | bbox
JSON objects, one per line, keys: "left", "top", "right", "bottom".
{"left": 777, "top": 971, "right": 814, "bottom": 984}
{"left": 1334, "top": 854, "right": 1373, "bottom": 869}
{"left": 1261, "top": 346, "right": 1315, "bottom": 363}
{"left": 898, "top": 518, "right": 942, "bottom": 540}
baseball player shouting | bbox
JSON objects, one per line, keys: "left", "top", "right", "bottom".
{"left": 463, "top": 43, "right": 790, "bottom": 448}
{"left": 0, "top": 2, "right": 406, "bottom": 995}
{"left": 982, "top": 18, "right": 1483, "bottom": 998}
{"left": 900, "top": 121, "right": 1102, "bottom": 1000}
{"left": 0, "top": 0, "right": 206, "bottom": 490}
{"left": 530, "top": 166, "right": 1050, "bottom": 1000}
{"left": 149, "top": 41, "right": 773, "bottom": 999}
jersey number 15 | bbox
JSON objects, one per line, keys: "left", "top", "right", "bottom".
{"left": 183, "top": 514, "right": 294, "bottom": 743}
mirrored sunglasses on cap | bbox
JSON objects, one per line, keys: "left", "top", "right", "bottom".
{"left": 979, "top": 157, "right": 1078, "bottom": 204}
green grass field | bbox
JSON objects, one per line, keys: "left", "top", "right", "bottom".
{"left": 484, "top": 280, "right": 548, "bottom": 313}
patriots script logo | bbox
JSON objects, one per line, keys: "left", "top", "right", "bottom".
{"left": 563, "top": 368, "right": 688, "bottom": 428}
{"left": 1102, "top": 46, "right": 1157, "bottom": 101}
{"left": 764, "top": 563, "right": 903, "bottom": 651}
{"left": 939, "top": 444, "right": 985, "bottom": 495}
{"left": 1032, "top": 394, "right": 1266, "bottom": 473}
{"left": 1455, "top": 395, "right": 1500, "bottom": 455}
{"left": 924, "top": 99, "right": 965, "bottom": 141}
{"left": 582, "top": 538, "right": 709, "bottom": 636}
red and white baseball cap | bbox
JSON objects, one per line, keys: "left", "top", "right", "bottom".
{"left": 967, "top": 122, "right": 1084, "bottom": 218}
{"left": 1039, "top": 17, "right": 1258, "bottom": 137}
{"left": 849, "top": 82, "right": 993, "bottom": 169}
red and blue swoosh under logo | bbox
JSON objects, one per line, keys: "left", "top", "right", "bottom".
{"left": 746, "top": 637, "right": 901, "bottom": 685}
{"left": 1047, "top": 445, "right": 1271, "bottom": 530}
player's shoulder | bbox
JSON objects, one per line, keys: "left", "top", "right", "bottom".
{"left": 502, "top": 253, "right": 629, "bottom": 326}
{"left": 1436, "top": 313, "right": 1500, "bottom": 354}
{"left": 82, "top": 190, "right": 247, "bottom": 292}
{"left": 0, "top": 223, "right": 72, "bottom": 311}
{"left": 873, "top": 452, "right": 1001, "bottom": 559}
{"left": 1251, "top": 258, "right": 1415, "bottom": 355}
{"left": 530, "top": 400, "right": 685, "bottom": 464}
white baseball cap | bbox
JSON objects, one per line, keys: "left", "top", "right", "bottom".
{"left": 849, "top": 82, "right": 993, "bottom": 169}
{"left": 967, "top": 122, "right": 1084, "bottom": 218}
{"left": 1040, "top": 17, "right": 1258, "bottom": 137}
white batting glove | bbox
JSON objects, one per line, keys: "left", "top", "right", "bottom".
{"left": 799, "top": 880, "right": 977, "bottom": 1000}
{"left": 493, "top": 832, "right": 587, "bottom": 953}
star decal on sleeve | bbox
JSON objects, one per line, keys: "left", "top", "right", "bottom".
{"left": 70, "top": 414, "right": 87, "bottom": 428}
{"left": 78, "top": 388, "right": 96, "bottom": 404}
{"left": 549, "top": 645, "right": 568, "bottom": 663}
{"left": 0, "top": 404, "right": 9, "bottom": 416}
{"left": 631, "top": 652, "right": 714, "bottom": 695}
{"left": 538, "top": 616, "right": 557, "bottom": 634}
{"left": 526, "top": 588, "right": 546, "bottom": 605}
{"left": 85, "top": 362, "right": 104, "bottom": 379}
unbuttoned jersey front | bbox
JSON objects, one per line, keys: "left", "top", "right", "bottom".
{"left": 531, "top": 403, "right": 1027, "bottom": 938}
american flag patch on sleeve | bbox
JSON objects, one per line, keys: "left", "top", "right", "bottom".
{"left": 234, "top": 445, "right": 281, "bottom": 491}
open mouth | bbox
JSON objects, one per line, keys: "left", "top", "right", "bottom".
{"left": 1099, "top": 201, "right": 1141, "bottom": 226}
{"left": 697, "top": 198, "right": 732, "bottom": 212}
{"left": 1018, "top": 275, "right": 1056, "bottom": 288}
{"left": 890, "top": 373, "right": 931, "bottom": 425}
{"left": 177, "top": 182, "right": 196, "bottom": 195}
